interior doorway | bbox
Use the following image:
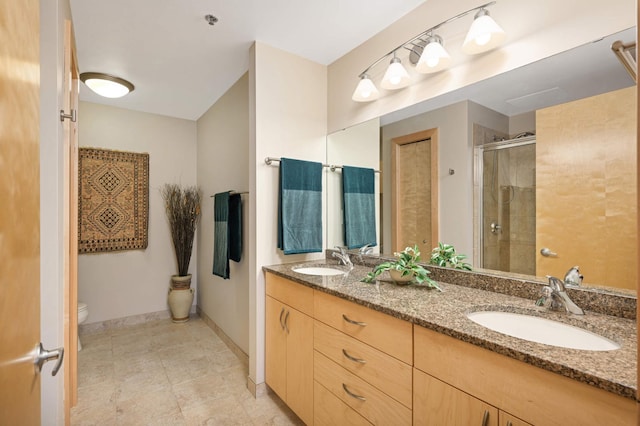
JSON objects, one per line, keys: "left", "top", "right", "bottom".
{"left": 391, "top": 129, "right": 439, "bottom": 255}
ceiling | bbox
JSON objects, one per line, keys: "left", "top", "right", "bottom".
{"left": 70, "top": 0, "right": 427, "bottom": 121}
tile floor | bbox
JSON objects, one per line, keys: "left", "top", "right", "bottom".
{"left": 70, "top": 316, "right": 304, "bottom": 425}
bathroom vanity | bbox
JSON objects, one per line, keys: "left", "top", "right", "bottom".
{"left": 263, "top": 262, "right": 637, "bottom": 425}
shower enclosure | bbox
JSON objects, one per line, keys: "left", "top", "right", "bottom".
{"left": 477, "top": 136, "right": 536, "bottom": 275}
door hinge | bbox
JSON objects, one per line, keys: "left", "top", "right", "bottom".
{"left": 60, "top": 109, "right": 77, "bottom": 122}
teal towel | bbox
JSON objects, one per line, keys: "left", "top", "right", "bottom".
{"left": 342, "top": 166, "right": 376, "bottom": 250}
{"left": 213, "top": 192, "right": 230, "bottom": 278}
{"left": 213, "top": 191, "right": 243, "bottom": 279}
{"left": 228, "top": 193, "right": 242, "bottom": 262}
{"left": 277, "top": 158, "right": 323, "bottom": 254}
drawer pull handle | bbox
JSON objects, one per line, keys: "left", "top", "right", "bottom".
{"left": 342, "top": 383, "right": 366, "bottom": 401}
{"left": 342, "top": 349, "right": 367, "bottom": 364}
{"left": 342, "top": 314, "right": 367, "bottom": 327}
{"left": 284, "top": 310, "right": 290, "bottom": 334}
{"left": 506, "top": 422, "right": 513, "bottom": 426}
{"left": 481, "top": 410, "right": 489, "bottom": 426}
{"left": 279, "top": 308, "right": 285, "bottom": 330}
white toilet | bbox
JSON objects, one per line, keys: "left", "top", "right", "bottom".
{"left": 77, "top": 302, "right": 89, "bottom": 351}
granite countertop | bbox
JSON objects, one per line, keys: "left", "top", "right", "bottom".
{"left": 263, "top": 261, "right": 638, "bottom": 400}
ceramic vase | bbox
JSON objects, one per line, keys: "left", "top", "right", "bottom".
{"left": 168, "top": 274, "right": 193, "bottom": 322}
{"left": 389, "top": 269, "right": 414, "bottom": 285}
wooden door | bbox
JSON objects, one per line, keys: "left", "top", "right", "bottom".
{"left": 0, "top": 0, "right": 42, "bottom": 423}
{"left": 62, "top": 19, "right": 80, "bottom": 411}
{"left": 286, "top": 308, "right": 314, "bottom": 426}
{"left": 413, "top": 369, "right": 498, "bottom": 426}
{"left": 265, "top": 296, "right": 287, "bottom": 400}
{"left": 391, "top": 129, "right": 439, "bottom": 255}
{"left": 536, "top": 87, "right": 636, "bottom": 290}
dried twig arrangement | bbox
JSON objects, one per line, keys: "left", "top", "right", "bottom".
{"left": 161, "top": 184, "right": 201, "bottom": 276}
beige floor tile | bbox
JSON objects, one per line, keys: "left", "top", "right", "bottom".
{"left": 181, "top": 394, "right": 253, "bottom": 426}
{"left": 72, "top": 316, "right": 301, "bottom": 426}
{"left": 171, "top": 372, "right": 230, "bottom": 410}
{"left": 116, "top": 387, "right": 182, "bottom": 424}
{"left": 77, "top": 358, "right": 114, "bottom": 390}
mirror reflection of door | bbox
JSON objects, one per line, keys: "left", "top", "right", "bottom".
{"left": 536, "top": 86, "right": 636, "bottom": 290}
{"left": 391, "top": 129, "right": 439, "bottom": 255}
{"left": 480, "top": 138, "right": 536, "bottom": 275}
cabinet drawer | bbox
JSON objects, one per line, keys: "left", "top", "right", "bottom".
{"left": 314, "top": 350, "right": 412, "bottom": 426}
{"left": 314, "top": 381, "right": 372, "bottom": 426}
{"left": 414, "top": 325, "right": 635, "bottom": 425}
{"left": 266, "top": 272, "right": 314, "bottom": 316}
{"left": 314, "top": 290, "right": 412, "bottom": 364}
{"left": 314, "top": 320, "right": 412, "bottom": 408}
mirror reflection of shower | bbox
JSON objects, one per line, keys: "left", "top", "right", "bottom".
{"left": 480, "top": 134, "right": 536, "bottom": 275}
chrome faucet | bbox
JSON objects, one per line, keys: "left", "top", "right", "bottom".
{"left": 332, "top": 246, "right": 353, "bottom": 267}
{"left": 359, "top": 244, "right": 374, "bottom": 255}
{"left": 563, "top": 266, "right": 583, "bottom": 287}
{"left": 536, "top": 275, "right": 584, "bottom": 315}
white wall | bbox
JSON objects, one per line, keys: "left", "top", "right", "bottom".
{"left": 196, "top": 73, "right": 250, "bottom": 354}
{"left": 77, "top": 102, "right": 197, "bottom": 323}
{"left": 327, "top": 0, "right": 635, "bottom": 133}
{"left": 249, "top": 42, "right": 327, "bottom": 387}
{"left": 40, "top": 0, "right": 71, "bottom": 422}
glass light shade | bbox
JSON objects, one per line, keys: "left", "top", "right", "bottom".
{"left": 351, "top": 75, "right": 379, "bottom": 102}
{"left": 380, "top": 57, "right": 411, "bottom": 90}
{"left": 80, "top": 72, "right": 135, "bottom": 98}
{"left": 462, "top": 9, "right": 506, "bottom": 55}
{"left": 416, "top": 36, "right": 451, "bottom": 74}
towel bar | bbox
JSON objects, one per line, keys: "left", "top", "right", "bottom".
{"left": 264, "top": 157, "right": 380, "bottom": 173}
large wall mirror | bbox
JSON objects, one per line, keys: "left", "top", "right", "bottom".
{"left": 327, "top": 26, "right": 637, "bottom": 294}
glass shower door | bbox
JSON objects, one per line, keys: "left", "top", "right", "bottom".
{"left": 481, "top": 139, "right": 536, "bottom": 275}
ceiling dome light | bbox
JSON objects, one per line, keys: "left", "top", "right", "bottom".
{"left": 416, "top": 35, "right": 451, "bottom": 74}
{"left": 462, "top": 8, "right": 506, "bottom": 54}
{"left": 352, "top": 74, "right": 380, "bottom": 102}
{"left": 380, "top": 54, "right": 411, "bottom": 90}
{"left": 80, "top": 72, "right": 135, "bottom": 98}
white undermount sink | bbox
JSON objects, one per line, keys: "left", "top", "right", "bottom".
{"left": 466, "top": 311, "right": 620, "bottom": 351}
{"left": 292, "top": 266, "right": 346, "bottom": 276}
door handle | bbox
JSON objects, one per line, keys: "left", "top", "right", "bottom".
{"left": 540, "top": 247, "right": 558, "bottom": 257}
{"left": 279, "top": 307, "right": 285, "bottom": 330}
{"left": 34, "top": 342, "right": 64, "bottom": 376}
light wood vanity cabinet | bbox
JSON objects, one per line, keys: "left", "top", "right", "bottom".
{"left": 265, "top": 273, "right": 314, "bottom": 425}
{"left": 414, "top": 368, "right": 498, "bottom": 426}
{"left": 414, "top": 325, "right": 635, "bottom": 425}
{"left": 265, "top": 272, "right": 634, "bottom": 426}
{"left": 499, "top": 412, "right": 531, "bottom": 426}
{"left": 313, "top": 290, "right": 413, "bottom": 426}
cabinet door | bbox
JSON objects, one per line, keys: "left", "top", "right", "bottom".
{"left": 265, "top": 296, "right": 287, "bottom": 401}
{"left": 499, "top": 411, "right": 531, "bottom": 426}
{"left": 286, "top": 307, "right": 314, "bottom": 426}
{"left": 414, "top": 369, "right": 498, "bottom": 426}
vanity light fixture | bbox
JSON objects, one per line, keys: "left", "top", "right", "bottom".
{"left": 415, "top": 34, "right": 451, "bottom": 74}
{"left": 380, "top": 52, "right": 411, "bottom": 90}
{"left": 80, "top": 72, "right": 135, "bottom": 98}
{"left": 352, "top": 1, "right": 505, "bottom": 102}
{"left": 352, "top": 74, "right": 380, "bottom": 102}
{"left": 461, "top": 8, "right": 506, "bottom": 54}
